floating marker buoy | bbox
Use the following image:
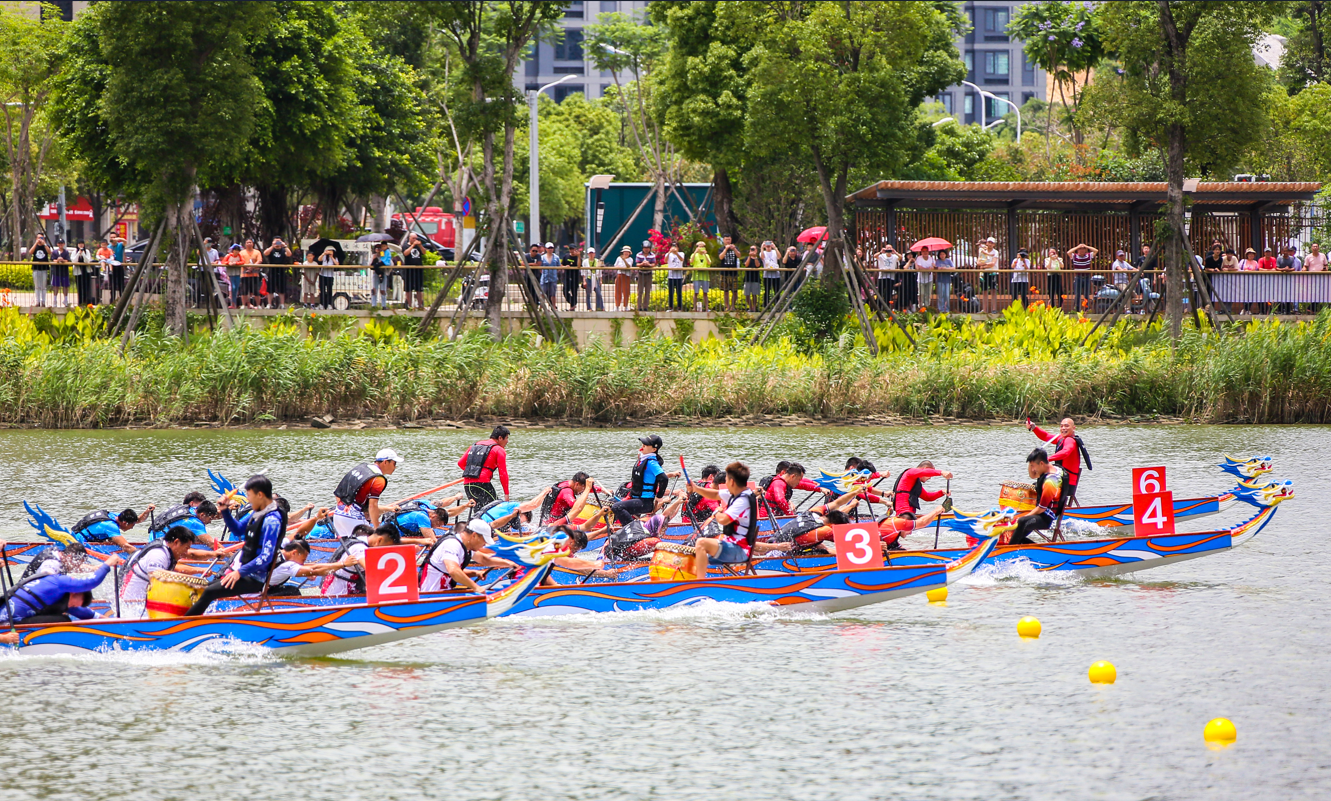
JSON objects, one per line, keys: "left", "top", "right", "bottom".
{"left": 1088, "top": 660, "right": 1117, "bottom": 684}
{"left": 926, "top": 587, "right": 948, "bottom": 603}
{"left": 1016, "top": 616, "right": 1041, "bottom": 638}
{"left": 1204, "top": 718, "right": 1236, "bottom": 745}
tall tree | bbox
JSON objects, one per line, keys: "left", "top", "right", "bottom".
{"left": 1279, "top": 2, "right": 1330, "bottom": 93}
{"left": 742, "top": 1, "right": 964, "bottom": 277}
{"left": 0, "top": 3, "right": 68, "bottom": 258}
{"left": 416, "top": 0, "right": 566, "bottom": 338}
{"left": 1098, "top": 1, "right": 1275, "bottom": 340}
{"left": 1009, "top": 1, "right": 1103, "bottom": 152}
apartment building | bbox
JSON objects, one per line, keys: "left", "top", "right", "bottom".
{"left": 521, "top": 0, "right": 652, "bottom": 100}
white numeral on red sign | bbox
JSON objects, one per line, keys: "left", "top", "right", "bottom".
{"left": 831, "top": 523, "right": 884, "bottom": 571}
{"left": 366, "top": 545, "right": 420, "bottom": 605}
{"left": 1132, "top": 491, "right": 1175, "bottom": 535}
{"left": 1132, "top": 466, "right": 1167, "bottom": 496}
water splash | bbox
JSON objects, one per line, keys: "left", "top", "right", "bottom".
{"left": 961, "top": 556, "right": 1085, "bottom": 589}
{"left": 0, "top": 636, "right": 277, "bottom": 666}
{"left": 492, "top": 599, "right": 827, "bottom": 628}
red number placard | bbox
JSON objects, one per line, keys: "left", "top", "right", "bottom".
{"left": 1132, "top": 466, "right": 1168, "bottom": 496}
{"left": 1132, "top": 491, "right": 1176, "bottom": 536}
{"left": 830, "top": 523, "right": 884, "bottom": 572}
{"left": 365, "top": 545, "right": 420, "bottom": 605}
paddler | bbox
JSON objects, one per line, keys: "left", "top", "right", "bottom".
{"left": 331, "top": 448, "right": 400, "bottom": 538}
{"left": 545, "top": 472, "right": 609, "bottom": 522}
{"left": 601, "top": 491, "right": 687, "bottom": 562}
{"left": 68, "top": 507, "right": 155, "bottom": 554}
{"left": 1008, "top": 449, "right": 1066, "bottom": 545}
{"left": 321, "top": 523, "right": 377, "bottom": 596}
{"left": 184, "top": 475, "right": 288, "bottom": 615}
{"left": 478, "top": 487, "right": 553, "bottom": 534}
{"left": 383, "top": 495, "right": 472, "bottom": 545}
{"left": 149, "top": 499, "right": 222, "bottom": 550}
{"left": 0, "top": 544, "right": 124, "bottom": 626}
{"left": 19, "top": 541, "right": 90, "bottom": 582}
{"left": 685, "top": 465, "right": 722, "bottom": 522}
{"left": 611, "top": 435, "right": 680, "bottom": 526}
{"left": 458, "top": 426, "right": 511, "bottom": 506}
{"left": 763, "top": 462, "right": 833, "bottom": 516}
{"left": 891, "top": 461, "right": 953, "bottom": 520}
{"left": 419, "top": 519, "right": 517, "bottom": 593}
{"left": 118, "top": 527, "right": 210, "bottom": 619}
{"left": 1028, "top": 417, "right": 1090, "bottom": 503}
{"left": 687, "top": 461, "right": 758, "bottom": 575}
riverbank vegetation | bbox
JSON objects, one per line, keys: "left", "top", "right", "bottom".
{"left": 0, "top": 305, "right": 1327, "bottom": 428}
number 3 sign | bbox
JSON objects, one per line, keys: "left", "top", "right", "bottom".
{"left": 365, "top": 545, "right": 420, "bottom": 605}
{"left": 830, "top": 523, "right": 884, "bottom": 572}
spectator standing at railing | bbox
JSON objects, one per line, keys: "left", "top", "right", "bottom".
{"left": 317, "top": 247, "right": 338, "bottom": 309}
{"left": 28, "top": 233, "right": 51, "bottom": 308}
{"left": 95, "top": 239, "right": 114, "bottom": 304}
{"left": 301, "top": 249, "right": 319, "bottom": 308}
{"left": 613, "top": 245, "right": 633, "bottom": 311}
{"left": 977, "top": 237, "right": 1000, "bottom": 307}
{"left": 1010, "top": 249, "right": 1031, "bottom": 308}
{"left": 238, "top": 238, "right": 263, "bottom": 309}
{"left": 718, "top": 236, "right": 740, "bottom": 313}
{"left": 666, "top": 244, "right": 686, "bottom": 311}
{"left": 49, "top": 239, "right": 72, "bottom": 308}
{"left": 581, "top": 247, "right": 605, "bottom": 311}
{"left": 1110, "top": 250, "right": 1132, "bottom": 291}
{"left": 761, "top": 241, "right": 781, "bottom": 308}
{"left": 914, "top": 246, "right": 935, "bottom": 313}
{"left": 539, "top": 242, "right": 560, "bottom": 308}
{"left": 1067, "top": 243, "right": 1098, "bottom": 312}
{"left": 218, "top": 244, "right": 247, "bottom": 309}
{"left": 690, "top": 240, "right": 712, "bottom": 311}
{"left": 1276, "top": 246, "right": 1302, "bottom": 314}
{"left": 934, "top": 249, "right": 955, "bottom": 314}
{"left": 1044, "top": 247, "right": 1065, "bottom": 310}
{"left": 264, "top": 237, "right": 293, "bottom": 310}
{"left": 1306, "top": 243, "right": 1327, "bottom": 313}
{"left": 875, "top": 244, "right": 899, "bottom": 310}
{"left": 401, "top": 234, "right": 427, "bottom": 311}
{"left": 742, "top": 244, "right": 761, "bottom": 312}
{"left": 71, "top": 241, "right": 94, "bottom": 307}
{"left": 635, "top": 240, "right": 657, "bottom": 312}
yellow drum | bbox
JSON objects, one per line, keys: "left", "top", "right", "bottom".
{"left": 146, "top": 570, "right": 208, "bottom": 618}
{"left": 571, "top": 503, "right": 601, "bottom": 526}
{"left": 998, "top": 480, "right": 1037, "bottom": 513}
{"left": 648, "top": 543, "right": 698, "bottom": 582}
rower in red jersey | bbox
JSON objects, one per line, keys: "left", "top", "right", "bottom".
{"left": 763, "top": 462, "right": 831, "bottom": 516}
{"left": 1028, "top": 417, "right": 1090, "bottom": 504}
{"left": 890, "top": 461, "right": 953, "bottom": 520}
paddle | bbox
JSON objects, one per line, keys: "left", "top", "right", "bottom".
{"left": 934, "top": 478, "right": 950, "bottom": 549}
{"left": 678, "top": 456, "right": 706, "bottom": 542}
{"left": 0, "top": 544, "right": 17, "bottom": 637}
{"left": 112, "top": 563, "right": 122, "bottom": 618}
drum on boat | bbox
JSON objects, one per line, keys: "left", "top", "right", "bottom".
{"left": 146, "top": 570, "right": 208, "bottom": 618}
{"left": 648, "top": 542, "right": 698, "bottom": 582}
{"left": 998, "top": 481, "right": 1037, "bottom": 512}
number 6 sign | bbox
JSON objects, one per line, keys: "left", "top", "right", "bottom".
{"left": 365, "top": 545, "right": 420, "bottom": 605}
{"left": 1132, "top": 466, "right": 1167, "bottom": 496}
{"left": 830, "top": 523, "right": 884, "bottom": 572}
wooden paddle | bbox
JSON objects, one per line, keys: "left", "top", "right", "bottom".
{"left": 678, "top": 456, "right": 706, "bottom": 542}
{"left": 933, "top": 479, "right": 949, "bottom": 549}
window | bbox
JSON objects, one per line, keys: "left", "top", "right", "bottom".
{"left": 963, "top": 95, "right": 974, "bottom": 114}
{"left": 565, "top": 1, "right": 584, "bottom": 19}
{"left": 1022, "top": 54, "right": 1036, "bottom": 86}
{"left": 986, "top": 92, "right": 1010, "bottom": 121}
{"left": 1022, "top": 91, "right": 1037, "bottom": 106}
{"left": 553, "top": 84, "right": 585, "bottom": 103}
{"left": 940, "top": 94, "right": 953, "bottom": 114}
{"left": 963, "top": 52, "right": 973, "bottom": 74}
{"left": 525, "top": 43, "right": 539, "bottom": 76}
{"left": 553, "top": 65, "right": 585, "bottom": 75}
{"left": 556, "top": 29, "right": 584, "bottom": 61}
{"left": 600, "top": 0, "right": 618, "bottom": 10}
{"left": 984, "top": 7, "right": 1009, "bottom": 32}
{"left": 984, "top": 51, "right": 1009, "bottom": 77}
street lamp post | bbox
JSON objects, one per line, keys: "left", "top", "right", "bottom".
{"left": 529, "top": 74, "right": 577, "bottom": 247}
{"left": 960, "top": 80, "right": 987, "bottom": 129}
{"left": 960, "top": 80, "right": 1021, "bottom": 139}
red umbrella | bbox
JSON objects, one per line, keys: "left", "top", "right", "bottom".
{"left": 910, "top": 237, "right": 952, "bottom": 252}
{"left": 796, "top": 226, "right": 828, "bottom": 243}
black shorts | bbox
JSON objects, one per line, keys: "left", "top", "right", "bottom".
{"left": 464, "top": 482, "right": 498, "bottom": 507}
{"left": 267, "top": 267, "right": 288, "bottom": 295}
{"left": 402, "top": 267, "right": 424, "bottom": 292}
{"left": 240, "top": 276, "right": 261, "bottom": 295}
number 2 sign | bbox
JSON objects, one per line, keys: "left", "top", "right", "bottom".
{"left": 830, "top": 523, "right": 884, "bottom": 572}
{"left": 365, "top": 545, "right": 420, "bottom": 605}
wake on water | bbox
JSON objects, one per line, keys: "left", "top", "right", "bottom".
{"left": 0, "top": 636, "right": 277, "bottom": 666}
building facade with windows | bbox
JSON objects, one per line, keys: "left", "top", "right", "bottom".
{"left": 521, "top": 0, "right": 652, "bottom": 101}
{"left": 938, "top": 1, "right": 1045, "bottom": 126}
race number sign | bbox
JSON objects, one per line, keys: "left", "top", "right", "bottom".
{"left": 365, "top": 545, "right": 420, "bottom": 605}
{"left": 1132, "top": 467, "right": 1168, "bottom": 496}
{"left": 1132, "top": 492, "right": 1175, "bottom": 535}
{"left": 830, "top": 523, "right": 884, "bottom": 572}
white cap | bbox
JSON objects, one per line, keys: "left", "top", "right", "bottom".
{"left": 544, "top": 241, "right": 555, "bottom": 249}
{"left": 467, "top": 518, "right": 494, "bottom": 544}
{"left": 986, "top": 237, "right": 996, "bottom": 243}
{"left": 375, "top": 448, "right": 402, "bottom": 464}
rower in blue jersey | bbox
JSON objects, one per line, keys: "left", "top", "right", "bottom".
{"left": 384, "top": 494, "right": 472, "bottom": 544}
{"left": 68, "top": 506, "right": 154, "bottom": 553}
{"left": 478, "top": 487, "right": 553, "bottom": 534}
{"left": 148, "top": 500, "right": 221, "bottom": 548}
{"left": 183, "top": 476, "right": 287, "bottom": 616}
{"left": 610, "top": 435, "right": 680, "bottom": 526}
{"left": 0, "top": 548, "right": 125, "bottom": 626}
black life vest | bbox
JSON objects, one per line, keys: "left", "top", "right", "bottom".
{"left": 721, "top": 489, "right": 758, "bottom": 549}
{"left": 18, "top": 545, "right": 62, "bottom": 582}
{"left": 1052, "top": 434, "right": 1093, "bottom": 477}
{"left": 461, "top": 441, "right": 495, "bottom": 480}
{"left": 774, "top": 511, "right": 823, "bottom": 544}
{"left": 238, "top": 503, "right": 287, "bottom": 578}
{"left": 629, "top": 453, "right": 664, "bottom": 499}
{"left": 420, "top": 534, "right": 471, "bottom": 588}
{"left": 758, "top": 475, "right": 776, "bottom": 491}
{"left": 540, "top": 480, "right": 571, "bottom": 522}
{"left": 386, "top": 500, "right": 436, "bottom": 537}
{"left": 123, "top": 540, "right": 176, "bottom": 586}
{"left": 149, "top": 504, "right": 195, "bottom": 537}
{"left": 329, "top": 535, "right": 367, "bottom": 584}
{"left": 891, "top": 471, "right": 926, "bottom": 513}
{"left": 604, "top": 519, "right": 654, "bottom": 561}
{"left": 334, "top": 463, "right": 383, "bottom": 512}
{"left": 70, "top": 509, "right": 114, "bottom": 535}
{"left": 2, "top": 573, "right": 73, "bottom": 622}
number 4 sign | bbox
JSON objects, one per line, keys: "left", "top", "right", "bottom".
{"left": 365, "top": 545, "right": 420, "bottom": 605}
{"left": 830, "top": 523, "right": 884, "bottom": 572}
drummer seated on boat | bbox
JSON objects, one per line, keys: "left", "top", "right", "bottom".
{"left": 184, "top": 475, "right": 288, "bottom": 616}
{"left": 1008, "top": 449, "right": 1066, "bottom": 546}
{"left": 688, "top": 461, "right": 758, "bottom": 575}
{"left": 0, "top": 548, "right": 124, "bottom": 627}
{"left": 118, "top": 527, "right": 210, "bottom": 619}
{"left": 420, "top": 519, "right": 516, "bottom": 593}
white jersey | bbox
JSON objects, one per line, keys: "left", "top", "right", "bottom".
{"left": 121, "top": 544, "right": 175, "bottom": 602}
{"left": 322, "top": 537, "right": 367, "bottom": 596}
{"left": 421, "top": 537, "right": 468, "bottom": 593}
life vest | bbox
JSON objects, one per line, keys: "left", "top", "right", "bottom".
{"left": 18, "top": 545, "right": 62, "bottom": 582}
{"left": 1052, "top": 434, "right": 1093, "bottom": 478}
{"left": 334, "top": 462, "right": 383, "bottom": 512}
{"left": 419, "top": 534, "right": 471, "bottom": 588}
{"left": 327, "top": 535, "right": 368, "bottom": 585}
{"left": 149, "top": 504, "right": 195, "bottom": 537}
{"left": 1, "top": 574, "right": 70, "bottom": 622}
{"left": 461, "top": 440, "right": 496, "bottom": 480}
{"left": 604, "top": 519, "right": 655, "bottom": 561}
{"left": 70, "top": 509, "right": 114, "bottom": 535}
{"left": 629, "top": 453, "right": 665, "bottom": 499}
{"left": 238, "top": 503, "right": 287, "bottom": 577}
{"left": 773, "top": 511, "right": 823, "bottom": 544}
{"left": 721, "top": 489, "right": 758, "bottom": 550}
{"left": 540, "top": 480, "right": 571, "bottom": 522}
{"left": 891, "top": 470, "right": 926, "bottom": 513}
{"left": 385, "top": 500, "right": 436, "bottom": 537}
{"left": 122, "top": 540, "right": 176, "bottom": 590}
{"left": 757, "top": 475, "right": 776, "bottom": 491}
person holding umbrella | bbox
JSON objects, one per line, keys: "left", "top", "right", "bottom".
{"left": 913, "top": 245, "right": 935, "bottom": 312}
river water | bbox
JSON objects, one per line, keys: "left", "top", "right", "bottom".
{"left": 0, "top": 424, "right": 1325, "bottom": 800}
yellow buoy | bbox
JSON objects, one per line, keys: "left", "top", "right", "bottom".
{"left": 1204, "top": 718, "right": 1237, "bottom": 745}
{"left": 1088, "top": 660, "right": 1117, "bottom": 684}
{"left": 1016, "top": 616, "right": 1041, "bottom": 638}
{"left": 926, "top": 587, "right": 948, "bottom": 603}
